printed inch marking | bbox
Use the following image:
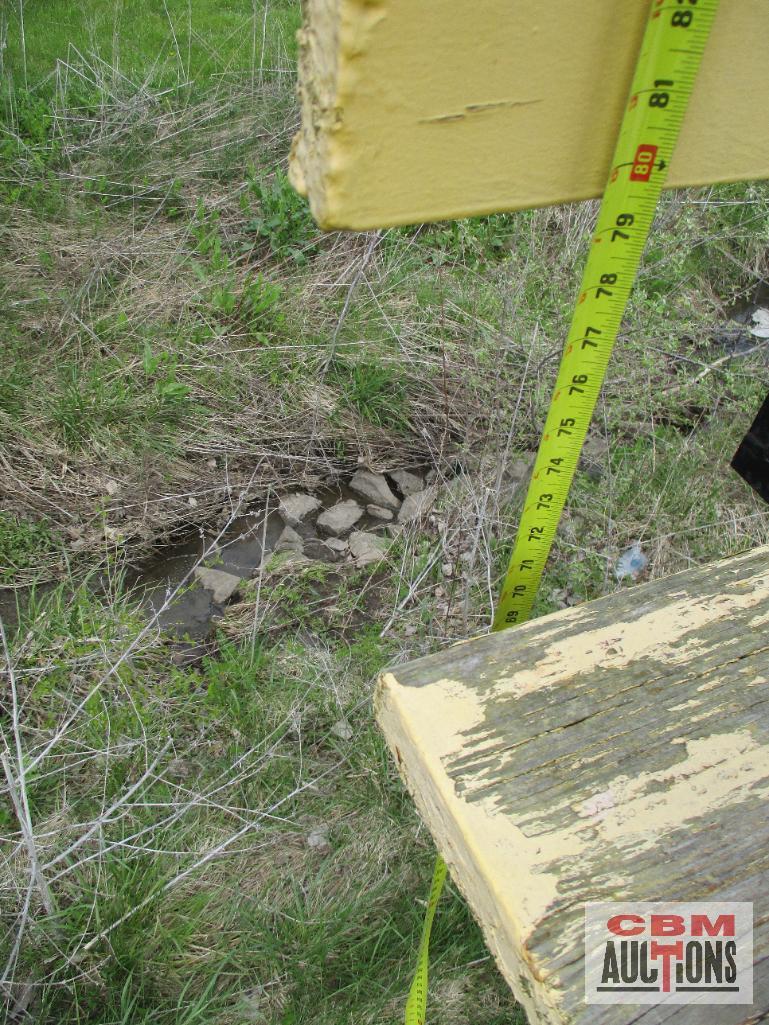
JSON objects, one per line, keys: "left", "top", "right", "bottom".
{"left": 630, "top": 144, "right": 659, "bottom": 181}
{"left": 490, "top": 0, "right": 720, "bottom": 632}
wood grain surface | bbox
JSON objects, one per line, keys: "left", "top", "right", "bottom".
{"left": 376, "top": 545, "right": 769, "bottom": 1024}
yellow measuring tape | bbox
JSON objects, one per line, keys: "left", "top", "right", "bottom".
{"left": 405, "top": 1, "right": 720, "bottom": 1021}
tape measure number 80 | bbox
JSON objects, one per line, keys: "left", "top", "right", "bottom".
{"left": 407, "top": 2, "right": 720, "bottom": 1023}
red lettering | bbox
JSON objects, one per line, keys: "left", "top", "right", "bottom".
{"left": 651, "top": 914, "right": 685, "bottom": 936}
{"left": 650, "top": 940, "right": 684, "bottom": 993}
{"left": 607, "top": 914, "right": 644, "bottom": 937}
{"left": 691, "top": 914, "right": 735, "bottom": 937}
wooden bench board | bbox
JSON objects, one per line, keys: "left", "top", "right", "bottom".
{"left": 289, "top": 0, "right": 769, "bottom": 229}
{"left": 375, "top": 545, "right": 769, "bottom": 1024}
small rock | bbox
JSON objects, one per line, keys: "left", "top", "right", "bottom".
{"left": 278, "top": 493, "right": 321, "bottom": 527}
{"left": 167, "top": 759, "right": 191, "bottom": 779}
{"left": 324, "top": 537, "right": 349, "bottom": 554}
{"left": 188, "top": 496, "right": 198, "bottom": 508}
{"left": 194, "top": 567, "right": 243, "bottom": 604}
{"left": 330, "top": 719, "right": 353, "bottom": 741}
{"left": 615, "top": 542, "right": 648, "bottom": 581}
{"left": 300, "top": 538, "right": 334, "bottom": 562}
{"left": 367, "top": 504, "right": 394, "bottom": 521}
{"left": 307, "top": 825, "right": 330, "bottom": 851}
{"left": 493, "top": 453, "right": 536, "bottom": 502}
{"left": 398, "top": 488, "right": 435, "bottom": 525}
{"left": 390, "top": 468, "right": 424, "bottom": 497}
{"left": 349, "top": 469, "right": 401, "bottom": 510}
{"left": 749, "top": 308, "right": 769, "bottom": 339}
{"left": 317, "top": 499, "right": 364, "bottom": 536}
{"left": 105, "top": 479, "right": 119, "bottom": 496}
{"left": 206, "top": 458, "right": 217, "bottom": 469}
{"left": 275, "top": 524, "right": 304, "bottom": 554}
{"left": 442, "top": 562, "right": 454, "bottom": 577}
{"left": 348, "top": 530, "right": 390, "bottom": 566}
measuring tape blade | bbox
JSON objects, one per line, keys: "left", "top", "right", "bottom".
{"left": 493, "top": 0, "right": 720, "bottom": 630}
{"left": 407, "top": 2, "right": 720, "bottom": 1021}
{"left": 404, "top": 855, "right": 446, "bottom": 1025}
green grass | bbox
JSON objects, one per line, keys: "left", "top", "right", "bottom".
{"left": 2, "top": 579, "right": 522, "bottom": 1025}
{"left": 3, "top": 0, "right": 301, "bottom": 92}
{"left": 2, "top": 0, "right": 769, "bottom": 1022}
{"left": 0, "top": 512, "right": 60, "bottom": 583}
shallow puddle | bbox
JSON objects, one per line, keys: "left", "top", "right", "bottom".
{"left": 132, "top": 508, "right": 286, "bottom": 641}
{"left": 0, "top": 481, "right": 397, "bottom": 647}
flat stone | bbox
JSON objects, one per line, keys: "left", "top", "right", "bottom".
{"left": 397, "top": 488, "right": 435, "bottom": 525}
{"left": 278, "top": 492, "right": 321, "bottom": 526}
{"left": 317, "top": 499, "right": 364, "bottom": 536}
{"left": 348, "top": 530, "right": 390, "bottom": 566}
{"left": 300, "top": 538, "right": 337, "bottom": 563}
{"left": 193, "top": 567, "right": 243, "bottom": 604}
{"left": 330, "top": 718, "right": 353, "bottom": 741}
{"left": 367, "top": 504, "right": 394, "bottom": 521}
{"left": 307, "top": 825, "right": 330, "bottom": 851}
{"left": 349, "top": 469, "right": 401, "bottom": 510}
{"left": 275, "top": 524, "right": 304, "bottom": 554}
{"left": 324, "top": 537, "right": 349, "bottom": 554}
{"left": 390, "top": 468, "right": 424, "bottom": 497}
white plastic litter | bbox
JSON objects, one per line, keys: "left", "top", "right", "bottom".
{"left": 615, "top": 542, "right": 648, "bottom": 581}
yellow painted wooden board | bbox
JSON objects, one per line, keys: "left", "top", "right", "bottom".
{"left": 289, "top": 0, "right": 769, "bottom": 230}
{"left": 375, "top": 545, "right": 769, "bottom": 1024}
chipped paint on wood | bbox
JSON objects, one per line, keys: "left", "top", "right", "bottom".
{"left": 375, "top": 546, "right": 769, "bottom": 1024}
{"left": 290, "top": 1, "right": 769, "bottom": 229}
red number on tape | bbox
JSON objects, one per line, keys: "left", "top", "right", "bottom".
{"left": 630, "top": 144, "right": 658, "bottom": 181}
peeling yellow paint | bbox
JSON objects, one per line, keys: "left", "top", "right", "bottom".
{"left": 595, "top": 732, "right": 769, "bottom": 845}
{"left": 376, "top": 671, "right": 581, "bottom": 1025}
{"left": 375, "top": 546, "right": 769, "bottom": 1024}
{"left": 474, "top": 582, "right": 769, "bottom": 704}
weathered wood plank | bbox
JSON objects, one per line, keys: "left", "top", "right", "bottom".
{"left": 375, "top": 545, "right": 769, "bottom": 1024}
{"left": 289, "top": 0, "right": 769, "bottom": 229}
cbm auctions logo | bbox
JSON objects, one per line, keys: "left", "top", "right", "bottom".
{"left": 585, "top": 902, "right": 753, "bottom": 1005}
